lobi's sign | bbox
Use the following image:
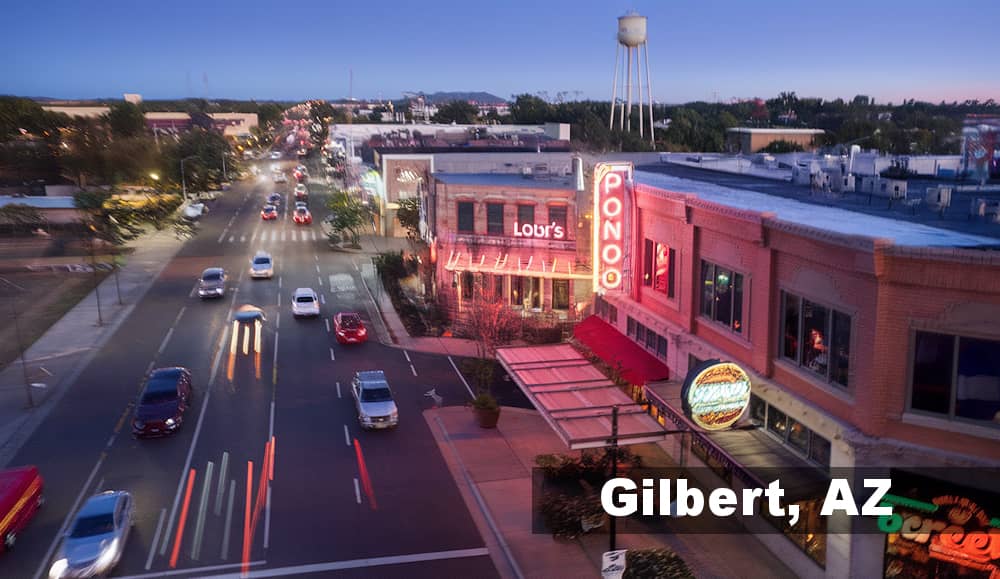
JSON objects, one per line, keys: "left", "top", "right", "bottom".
{"left": 513, "top": 220, "right": 565, "bottom": 239}
{"left": 593, "top": 162, "right": 632, "bottom": 291}
{"left": 681, "top": 360, "right": 751, "bottom": 431}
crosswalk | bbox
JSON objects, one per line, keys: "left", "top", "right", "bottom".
{"left": 220, "top": 229, "right": 322, "bottom": 243}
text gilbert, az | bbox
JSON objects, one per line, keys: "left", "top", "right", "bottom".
{"left": 600, "top": 478, "right": 893, "bottom": 526}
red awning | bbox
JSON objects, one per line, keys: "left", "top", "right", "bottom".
{"left": 573, "top": 315, "right": 670, "bottom": 384}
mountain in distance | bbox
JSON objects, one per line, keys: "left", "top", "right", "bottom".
{"left": 402, "top": 91, "right": 507, "bottom": 105}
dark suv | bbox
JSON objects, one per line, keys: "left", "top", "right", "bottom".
{"left": 132, "top": 368, "right": 193, "bottom": 437}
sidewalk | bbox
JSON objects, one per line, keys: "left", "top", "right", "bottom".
{"left": 0, "top": 226, "right": 186, "bottom": 467}
{"left": 426, "top": 406, "right": 799, "bottom": 579}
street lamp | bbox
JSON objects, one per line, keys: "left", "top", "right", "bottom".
{"left": 180, "top": 156, "right": 198, "bottom": 202}
{"left": 0, "top": 276, "right": 35, "bottom": 407}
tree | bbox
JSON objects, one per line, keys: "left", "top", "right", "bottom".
{"left": 163, "top": 129, "right": 232, "bottom": 190}
{"left": 432, "top": 101, "right": 479, "bottom": 124}
{"left": 396, "top": 197, "right": 421, "bottom": 240}
{"left": 73, "top": 189, "right": 146, "bottom": 245}
{"left": 326, "top": 190, "right": 368, "bottom": 247}
{"left": 105, "top": 102, "right": 146, "bottom": 138}
{"left": 257, "top": 103, "right": 285, "bottom": 128}
{"left": 510, "top": 94, "right": 553, "bottom": 124}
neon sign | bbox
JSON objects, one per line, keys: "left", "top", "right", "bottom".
{"left": 681, "top": 361, "right": 752, "bottom": 431}
{"left": 513, "top": 221, "right": 565, "bottom": 239}
{"left": 593, "top": 162, "right": 632, "bottom": 291}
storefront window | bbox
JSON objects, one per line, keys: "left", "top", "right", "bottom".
{"left": 486, "top": 203, "right": 504, "bottom": 235}
{"left": 643, "top": 239, "right": 654, "bottom": 286}
{"left": 831, "top": 311, "right": 851, "bottom": 386}
{"left": 457, "top": 201, "right": 474, "bottom": 233}
{"left": 552, "top": 279, "right": 569, "bottom": 310}
{"left": 767, "top": 406, "right": 788, "bottom": 437}
{"left": 911, "top": 331, "right": 1000, "bottom": 425}
{"left": 787, "top": 419, "right": 809, "bottom": 453}
{"left": 461, "top": 271, "right": 474, "bottom": 299}
{"left": 656, "top": 335, "right": 667, "bottom": 360}
{"left": 636, "top": 323, "right": 646, "bottom": 344}
{"left": 527, "top": 277, "right": 541, "bottom": 309}
{"left": 510, "top": 276, "right": 524, "bottom": 307}
{"left": 654, "top": 244, "right": 672, "bottom": 295}
{"left": 645, "top": 328, "right": 657, "bottom": 350}
{"left": 749, "top": 394, "right": 766, "bottom": 425}
{"left": 548, "top": 205, "right": 567, "bottom": 236}
{"left": 627, "top": 316, "right": 635, "bottom": 337}
{"left": 517, "top": 204, "right": 534, "bottom": 227}
{"left": 700, "top": 261, "right": 744, "bottom": 334}
{"left": 493, "top": 274, "right": 504, "bottom": 301}
{"left": 782, "top": 293, "right": 801, "bottom": 362}
{"left": 781, "top": 291, "right": 852, "bottom": 389}
{"left": 608, "top": 304, "right": 617, "bottom": 324}
{"left": 803, "top": 300, "right": 829, "bottom": 378}
{"left": 808, "top": 432, "right": 831, "bottom": 467}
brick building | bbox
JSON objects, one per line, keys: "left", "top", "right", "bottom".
{"left": 588, "top": 163, "right": 1000, "bottom": 578}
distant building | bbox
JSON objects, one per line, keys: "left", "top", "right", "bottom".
{"left": 43, "top": 106, "right": 257, "bottom": 138}
{"left": 726, "top": 127, "right": 825, "bottom": 153}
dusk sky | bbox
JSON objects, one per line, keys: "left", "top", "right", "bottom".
{"left": 3, "top": 0, "right": 997, "bottom": 104}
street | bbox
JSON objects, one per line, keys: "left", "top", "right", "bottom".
{"left": 0, "top": 160, "right": 500, "bottom": 579}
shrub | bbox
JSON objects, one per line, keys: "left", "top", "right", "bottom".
{"left": 624, "top": 548, "right": 695, "bottom": 579}
{"left": 538, "top": 491, "right": 606, "bottom": 539}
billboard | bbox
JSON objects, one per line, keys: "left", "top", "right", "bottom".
{"left": 962, "top": 117, "right": 1000, "bottom": 182}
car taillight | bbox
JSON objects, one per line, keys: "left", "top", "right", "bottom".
{"left": 358, "top": 327, "right": 367, "bottom": 335}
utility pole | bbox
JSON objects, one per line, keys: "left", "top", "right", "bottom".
{"left": 1, "top": 277, "right": 35, "bottom": 407}
{"left": 90, "top": 236, "right": 103, "bottom": 326}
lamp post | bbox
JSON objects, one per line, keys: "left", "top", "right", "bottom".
{"left": 1, "top": 276, "right": 35, "bottom": 407}
{"left": 180, "top": 156, "right": 198, "bottom": 202}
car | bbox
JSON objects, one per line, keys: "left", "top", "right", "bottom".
{"left": 269, "top": 151, "right": 282, "bottom": 159}
{"left": 233, "top": 304, "right": 266, "bottom": 324}
{"left": 197, "top": 267, "right": 227, "bottom": 298}
{"left": 272, "top": 172, "right": 287, "bottom": 184}
{"left": 351, "top": 371, "right": 398, "bottom": 429}
{"left": 267, "top": 193, "right": 282, "bottom": 206}
{"left": 132, "top": 367, "right": 192, "bottom": 437}
{"left": 334, "top": 312, "right": 368, "bottom": 344}
{"left": 250, "top": 251, "right": 274, "bottom": 279}
{"left": 0, "top": 466, "right": 44, "bottom": 554}
{"left": 291, "top": 287, "right": 320, "bottom": 318}
{"left": 182, "top": 202, "right": 206, "bottom": 220}
{"left": 260, "top": 205, "right": 278, "bottom": 220}
{"left": 294, "top": 184, "right": 308, "bottom": 199}
{"left": 295, "top": 201, "right": 308, "bottom": 210}
{"left": 49, "top": 491, "right": 133, "bottom": 579}
{"left": 293, "top": 207, "right": 312, "bottom": 225}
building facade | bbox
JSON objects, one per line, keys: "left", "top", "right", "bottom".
{"left": 432, "top": 171, "right": 592, "bottom": 321}
{"left": 590, "top": 163, "right": 1000, "bottom": 578}
{"left": 726, "top": 127, "right": 825, "bottom": 153}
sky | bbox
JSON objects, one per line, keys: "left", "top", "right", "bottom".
{"left": 2, "top": 0, "right": 998, "bottom": 105}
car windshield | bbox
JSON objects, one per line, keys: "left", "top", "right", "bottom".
{"left": 141, "top": 384, "right": 177, "bottom": 405}
{"left": 361, "top": 386, "right": 392, "bottom": 402}
{"left": 341, "top": 316, "right": 360, "bottom": 329}
{"left": 69, "top": 513, "right": 115, "bottom": 538}
{"left": 263, "top": 207, "right": 275, "bottom": 213}
{"left": 296, "top": 208, "right": 307, "bottom": 215}
{"left": 253, "top": 257, "right": 270, "bottom": 265}
{"left": 295, "top": 295, "right": 314, "bottom": 303}
{"left": 202, "top": 272, "right": 222, "bottom": 281}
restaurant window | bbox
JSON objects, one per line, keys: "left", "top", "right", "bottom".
{"left": 808, "top": 432, "right": 831, "bottom": 465}
{"left": 486, "top": 203, "right": 504, "bottom": 235}
{"left": 749, "top": 394, "right": 766, "bottom": 425}
{"left": 780, "top": 291, "right": 851, "bottom": 389}
{"left": 645, "top": 328, "right": 657, "bottom": 350}
{"left": 767, "top": 406, "right": 788, "bottom": 438}
{"left": 700, "top": 261, "right": 744, "bottom": 334}
{"left": 752, "top": 394, "right": 832, "bottom": 471}
{"left": 552, "top": 279, "right": 569, "bottom": 310}
{"left": 493, "top": 274, "right": 505, "bottom": 301}
{"left": 548, "top": 205, "right": 567, "bottom": 237}
{"left": 788, "top": 419, "right": 810, "bottom": 453}
{"left": 457, "top": 201, "right": 474, "bottom": 233}
{"left": 510, "top": 276, "right": 524, "bottom": 306}
{"left": 517, "top": 204, "right": 534, "bottom": 227}
{"left": 654, "top": 244, "right": 674, "bottom": 296}
{"left": 595, "top": 295, "right": 607, "bottom": 318}
{"left": 460, "top": 271, "right": 474, "bottom": 300}
{"left": 627, "top": 316, "right": 635, "bottom": 337}
{"left": 527, "top": 277, "right": 541, "bottom": 309}
{"left": 910, "top": 331, "right": 1000, "bottom": 426}
{"left": 656, "top": 335, "right": 667, "bottom": 360}
{"left": 642, "top": 239, "right": 654, "bottom": 286}
{"left": 635, "top": 323, "right": 646, "bottom": 344}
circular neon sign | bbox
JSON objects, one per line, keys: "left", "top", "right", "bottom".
{"left": 681, "top": 361, "right": 751, "bottom": 431}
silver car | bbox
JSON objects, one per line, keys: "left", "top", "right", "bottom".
{"left": 291, "top": 287, "right": 320, "bottom": 318}
{"left": 49, "top": 491, "right": 133, "bottom": 579}
{"left": 351, "top": 371, "right": 399, "bottom": 429}
{"left": 197, "top": 267, "right": 226, "bottom": 298}
{"left": 250, "top": 251, "right": 274, "bottom": 279}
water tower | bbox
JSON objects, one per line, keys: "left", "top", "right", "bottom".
{"left": 609, "top": 12, "right": 655, "bottom": 147}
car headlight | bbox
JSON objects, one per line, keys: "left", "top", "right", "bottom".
{"left": 165, "top": 418, "right": 176, "bottom": 427}
{"left": 94, "top": 538, "right": 119, "bottom": 571}
{"left": 49, "top": 558, "right": 68, "bottom": 579}
{"left": 133, "top": 419, "right": 144, "bottom": 429}
{"left": 360, "top": 414, "right": 372, "bottom": 423}
{"left": 358, "top": 327, "right": 367, "bottom": 335}
{"left": 390, "top": 410, "right": 398, "bottom": 419}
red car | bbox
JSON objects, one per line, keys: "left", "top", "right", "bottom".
{"left": 260, "top": 205, "right": 278, "bottom": 220}
{"left": 334, "top": 312, "right": 368, "bottom": 344}
{"left": 132, "top": 367, "right": 193, "bottom": 438}
{"left": 0, "top": 466, "right": 44, "bottom": 553}
{"left": 293, "top": 207, "right": 312, "bottom": 225}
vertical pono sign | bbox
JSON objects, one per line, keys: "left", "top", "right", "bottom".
{"left": 682, "top": 360, "right": 752, "bottom": 431}
{"left": 593, "top": 162, "right": 632, "bottom": 292}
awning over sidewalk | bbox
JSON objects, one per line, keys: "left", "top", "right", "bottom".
{"left": 496, "top": 344, "right": 667, "bottom": 450}
{"left": 573, "top": 316, "right": 670, "bottom": 385}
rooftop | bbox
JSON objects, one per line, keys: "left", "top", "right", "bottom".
{"left": 636, "top": 167, "right": 1000, "bottom": 248}
{"left": 433, "top": 172, "right": 575, "bottom": 190}
{"left": 726, "top": 127, "right": 825, "bottom": 135}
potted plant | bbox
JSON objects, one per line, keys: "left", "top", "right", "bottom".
{"left": 472, "top": 390, "right": 500, "bottom": 428}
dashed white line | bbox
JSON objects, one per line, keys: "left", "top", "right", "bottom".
{"left": 275, "top": 312, "right": 280, "bottom": 329}
{"left": 317, "top": 276, "right": 323, "bottom": 286}
{"left": 145, "top": 508, "right": 166, "bottom": 570}
{"left": 278, "top": 276, "right": 282, "bottom": 289}
{"left": 324, "top": 318, "right": 330, "bottom": 333}
{"left": 410, "top": 364, "right": 418, "bottom": 377}
{"left": 263, "top": 485, "right": 272, "bottom": 549}
{"left": 240, "top": 235, "right": 246, "bottom": 243}
{"left": 335, "top": 381, "right": 341, "bottom": 398}
{"left": 329, "top": 347, "right": 335, "bottom": 361}
{"left": 313, "top": 254, "right": 318, "bottom": 261}
{"left": 229, "top": 235, "right": 235, "bottom": 243}
{"left": 157, "top": 327, "right": 174, "bottom": 355}
{"left": 215, "top": 452, "right": 229, "bottom": 516}
{"left": 251, "top": 230, "right": 258, "bottom": 242}
{"left": 268, "top": 400, "right": 275, "bottom": 440}
{"left": 191, "top": 461, "right": 215, "bottom": 560}
{"left": 315, "top": 264, "right": 320, "bottom": 273}
{"left": 106, "top": 435, "right": 114, "bottom": 448}
{"left": 320, "top": 294, "right": 325, "bottom": 305}
{"left": 353, "top": 478, "right": 361, "bottom": 504}
{"left": 403, "top": 350, "right": 411, "bottom": 362}
{"left": 343, "top": 425, "right": 350, "bottom": 447}
{"left": 217, "top": 231, "right": 227, "bottom": 243}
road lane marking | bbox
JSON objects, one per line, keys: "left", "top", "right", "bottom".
{"left": 145, "top": 508, "right": 166, "bottom": 570}
{"left": 324, "top": 318, "right": 330, "bottom": 333}
{"left": 215, "top": 452, "right": 229, "bottom": 516}
{"left": 275, "top": 311, "right": 280, "bottom": 329}
{"left": 291, "top": 230, "right": 297, "bottom": 241}
{"left": 268, "top": 401, "right": 275, "bottom": 441}
{"left": 169, "top": 468, "right": 196, "bottom": 568}
{"left": 335, "top": 381, "right": 341, "bottom": 398}
{"left": 403, "top": 350, "right": 411, "bottom": 362}
{"left": 353, "top": 478, "right": 361, "bottom": 504}
{"left": 312, "top": 230, "right": 317, "bottom": 241}
{"left": 230, "top": 235, "right": 235, "bottom": 243}
{"left": 217, "top": 231, "right": 227, "bottom": 243}
{"left": 251, "top": 230, "right": 257, "bottom": 242}
{"left": 449, "top": 355, "right": 475, "bottom": 400}
{"left": 243, "top": 461, "right": 253, "bottom": 574}
{"left": 315, "top": 264, "right": 320, "bottom": 273}
{"left": 329, "top": 347, "right": 335, "bottom": 361}
{"left": 221, "top": 480, "right": 235, "bottom": 560}
{"left": 146, "top": 360, "right": 155, "bottom": 374}
{"left": 281, "top": 230, "right": 286, "bottom": 242}
{"left": 33, "top": 451, "right": 107, "bottom": 579}
{"left": 113, "top": 405, "right": 131, "bottom": 433}
{"left": 263, "top": 485, "right": 272, "bottom": 549}
{"left": 106, "top": 434, "right": 114, "bottom": 448}
{"left": 173, "top": 306, "right": 187, "bottom": 326}
{"left": 343, "top": 424, "right": 350, "bottom": 447}
{"left": 317, "top": 275, "right": 323, "bottom": 286}
{"left": 276, "top": 293, "right": 280, "bottom": 307}
{"left": 188, "top": 280, "right": 199, "bottom": 299}
{"left": 157, "top": 327, "right": 174, "bottom": 355}
{"left": 314, "top": 254, "right": 318, "bottom": 261}
{"left": 410, "top": 364, "right": 417, "bottom": 377}
{"left": 353, "top": 438, "right": 377, "bottom": 510}
{"left": 202, "top": 548, "right": 492, "bottom": 578}
{"left": 241, "top": 235, "right": 246, "bottom": 243}
{"left": 320, "top": 293, "right": 326, "bottom": 305}
{"left": 278, "top": 276, "right": 282, "bottom": 289}
{"left": 191, "top": 461, "right": 214, "bottom": 560}
{"left": 95, "top": 476, "right": 104, "bottom": 492}
{"left": 119, "top": 560, "right": 266, "bottom": 579}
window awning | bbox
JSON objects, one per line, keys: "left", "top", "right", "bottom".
{"left": 496, "top": 344, "right": 668, "bottom": 450}
{"left": 443, "top": 249, "right": 592, "bottom": 280}
{"left": 573, "top": 315, "right": 670, "bottom": 385}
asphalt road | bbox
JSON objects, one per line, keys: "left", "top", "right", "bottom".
{"left": 0, "top": 158, "right": 505, "bottom": 579}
